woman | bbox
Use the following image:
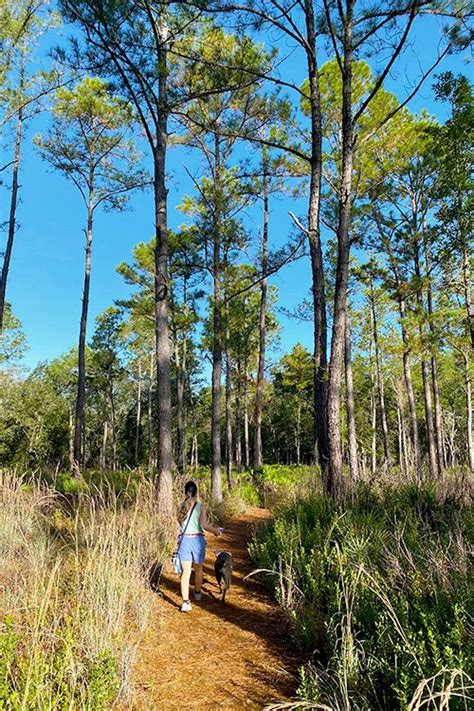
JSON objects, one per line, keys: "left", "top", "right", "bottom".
{"left": 177, "top": 480, "right": 223, "bottom": 612}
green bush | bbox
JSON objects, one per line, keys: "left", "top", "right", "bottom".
{"left": 258, "top": 464, "right": 320, "bottom": 508}
{"left": 261, "top": 464, "right": 315, "bottom": 486}
{"left": 0, "top": 617, "right": 120, "bottom": 710}
{"left": 249, "top": 483, "right": 473, "bottom": 709}
{"left": 235, "top": 479, "right": 261, "bottom": 506}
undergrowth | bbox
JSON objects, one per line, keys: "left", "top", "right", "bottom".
{"left": 250, "top": 478, "right": 474, "bottom": 710}
{"left": 0, "top": 471, "right": 171, "bottom": 709}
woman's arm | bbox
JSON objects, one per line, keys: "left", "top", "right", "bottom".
{"left": 200, "top": 504, "right": 223, "bottom": 536}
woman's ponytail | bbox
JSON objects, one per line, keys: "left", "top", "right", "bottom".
{"left": 177, "top": 480, "right": 198, "bottom": 524}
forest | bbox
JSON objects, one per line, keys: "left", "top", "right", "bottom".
{"left": 0, "top": 1, "right": 473, "bottom": 710}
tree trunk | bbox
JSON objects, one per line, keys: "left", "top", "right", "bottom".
{"left": 83, "top": 413, "right": 87, "bottom": 468}
{"left": 344, "top": 309, "right": 359, "bottom": 479}
{"left": 398, "top": 296, "right": 421, "bottom": 475}
{"left": 190, "top": 431, "right": 198, "bottom": 471}
{"left": 430, "top": 351, "right": 445, "bottom": 472}
{"left": 423, "top": 226, "right": 445, "bottom": 474}
{"left": 0, "top": 74, "right": 23, "bottom": 333}
{"left": 394, "top": 380, "right": 409, "bottom": 477}
{"left": 378, "top": 222, "right": 421, "bottom": 475}
{"left": 370, "top": 336, "right": 377, "bottom": 477}
{"left": 370, "top": 288, "right": 392, "bottom": 472}
{"left": 464, "top": 352, "right": 474, "bottom": 472}
{"left": 235, "top": 353, "right": 242, "bottom": 472}
{"left": 100, "top": 420, "right": 108, "bottom": 471}
{"left": 396, "top": 404, "right": 404, "bottom": 477}
{"left": 225, "top": 336, "right": 233, "bottom": 489}
{"left": 457, "top": 182, "right": 473, "bottom": 471}
{"left": 211, "top": 134, "right": 223, "bottom": 502}
{"left": 446, "top": 412, "right": 456, "bottom": 468}
{"left": 182, "top": 340, "right": 188, "bottom": 471}
{"left": 134, "top": 359, "right": 142, "bottom": 466}
{"left": 420, "top": 357, "right": 438, "bottom": 478}
{"left": 401, "top": 410, "right": 410, "bottom": 477}
{"left": 461, "top": 239, "right": 474, "bottom": 349}
{"left": 109, "top": 380, "right": 117, "bottom": 471}
{"left": 303, "top": 0, "right": 329, "bottom": 478}
{"left": 327, "top": 13, "right": 354, "bottom": 494}
{"left": 296, "top": 403, "right": 301, "bottom": 466}
{"left": 73, "top": 186, "right": 94, "bottom": 475}
{"left": 244, "top": 361, "right": 250, "bottom": 469}
{"left": 413, "top": 232, "right": 439, "bottom": 479}
{"left": 147, "top": 348, "right": 154, "bottom": 471}
{"left": 175, "top": 338, "right": 186, "bottom": 473}
{"left": 253, "top": 146, "right": 269, "bottom": 471}
{"left": 153, "top": 49, "right": 174, "bottom": 513}
{"left": 69, "top": 408, "right": 74, "bottom": 472}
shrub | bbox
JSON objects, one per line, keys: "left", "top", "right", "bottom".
{"left": 260, "top": 464, "right": 320, "bottom": 508}
{"left": 250, "top": 482, "right": 473, "bottom": 710}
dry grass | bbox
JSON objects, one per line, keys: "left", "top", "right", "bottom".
{"left": 0, "top": 471, "right": 172, "bottom": 709}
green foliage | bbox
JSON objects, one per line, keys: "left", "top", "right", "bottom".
{"left": 235, "top": 479, "right": 261, "bottom": 507}
{"left": 54, "top": 470, "right": 85, "bottom": 496}
{"left": 250, "top": 482, "right": 473, "bottom": 709}
{"left": 0, "top": 617, "right": 18, "bottom": 707}
{"left": 190, "top": 467, "right": 262, "bottom": 515}
{"left": 0, "top": 304, "right": 27, "bottom": 367}
{"left": 35, "top": 75, "right": 147, "bottom": 212}
{"left": 0, "top": 368, "right": 70, "bottom": 468}
{"left": 301, "top": 58, "right": 420, "bottom": 198}
{"left": 260, "top": 463, "right": 315, "bottom": 487}
{"left": 46, "top": 468, "right": 146, "bottom": 503}
{"left": 262, "top": 346, "right": 315, "bottom": 466}
{"left": 0, "top": 616, "right": 120, "bottom": 710}
{"left": 217, "top": 477, "right": 261, "bottom": 517}
{"left": 83, "top": 650, "right": 120, "bottom": 710}
{"left": 0, "top": 0, "right": 59, "bottom": 127}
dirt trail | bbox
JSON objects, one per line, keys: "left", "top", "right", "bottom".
{"left": 128, "top": 507, "right": 299, "bottom": 710}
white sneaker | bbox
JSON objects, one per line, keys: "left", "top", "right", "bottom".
{"left": 181, "top": 600, "right": 192, "bottom": 612}
{"left": 194, "top": 591, "right": 202, "bottom": 602}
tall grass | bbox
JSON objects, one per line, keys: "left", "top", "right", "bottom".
{"left": 251, "top": 476, "right": 473, "bottom": 710}
{"left": 0, "top": 471, "right": 171, "bottom": 709}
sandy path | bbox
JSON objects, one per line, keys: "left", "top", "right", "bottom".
{"left": 126, "top": 507, "right": 299, "bottom": 710}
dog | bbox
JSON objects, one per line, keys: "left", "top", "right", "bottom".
{"left": 214, "top": 550, "right": 233, "bottom": 603}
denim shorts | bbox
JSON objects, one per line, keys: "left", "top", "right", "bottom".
{"left": 179, "top": 534, "right": 206, "bottom": 564}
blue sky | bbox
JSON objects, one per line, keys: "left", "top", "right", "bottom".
{"left": 1, "top": 9, "right": 471, "bottom": 373}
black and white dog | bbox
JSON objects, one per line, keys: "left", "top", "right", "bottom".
{"left": 214, "top": 551, "right": 233, "bottom": 603}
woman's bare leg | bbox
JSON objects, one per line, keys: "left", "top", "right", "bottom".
{"left": 180, "top": 560, "right": 193, "bottom": 601}
{"left": 194, "top": 563, "right": 203, "bottom": 593}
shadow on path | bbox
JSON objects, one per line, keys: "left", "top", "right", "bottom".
{"left": 128, "top": 507, "right": 300, "bottom": 711}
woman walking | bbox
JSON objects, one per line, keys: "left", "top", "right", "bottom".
{"left": 177, "top": 480, "right": 223, "bottom": 612}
